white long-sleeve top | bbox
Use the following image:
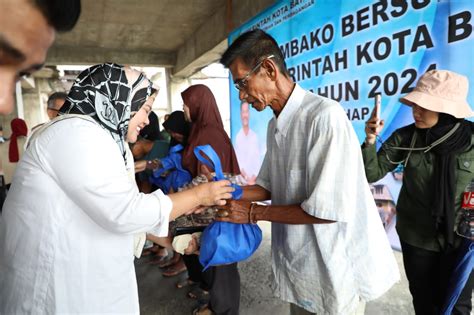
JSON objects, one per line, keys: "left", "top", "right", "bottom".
{"left": 0, "top": 116, "right": 172, "bottom": 314}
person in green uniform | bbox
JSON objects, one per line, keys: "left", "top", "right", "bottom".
{"left": 362, "top": 70, "right": 474, "bottom": 315}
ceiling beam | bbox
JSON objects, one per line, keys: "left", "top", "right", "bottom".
{"left": 173, "top": 0, "right": 274, "bottom": 78}
{"left": 46, "top": 46, "right": 176, "bottom": 67}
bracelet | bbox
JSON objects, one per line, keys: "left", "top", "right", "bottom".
{"left": 249, "top": 203, "right": 258, "bottom": 224}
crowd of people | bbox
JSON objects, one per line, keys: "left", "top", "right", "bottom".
{"left": 0, "top": 1, "right": 472, "bottom": 315}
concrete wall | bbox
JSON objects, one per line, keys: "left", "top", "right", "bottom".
{"left": 173, "top": 0, "right": 274, "bottom": 78}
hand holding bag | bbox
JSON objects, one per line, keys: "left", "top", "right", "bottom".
{"left": 193, "top": 145, "right": 262, "bottom": 270}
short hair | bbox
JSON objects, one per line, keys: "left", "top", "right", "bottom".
{"left": 220, "top": 29, "right": 289, "bottom": 76}
{"left": 31, "top": 0, "right": 81, "bottom": 32}
{"left": 47, "top": 92, "right": 68, "bottom": 109}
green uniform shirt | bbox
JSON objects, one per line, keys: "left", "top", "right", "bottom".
{"left": 362, "top": 124, "right": 474, "bottom": 252}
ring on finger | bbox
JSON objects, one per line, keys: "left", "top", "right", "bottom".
{"left": 216, "top": 209, "right": 229, "bottom": 217}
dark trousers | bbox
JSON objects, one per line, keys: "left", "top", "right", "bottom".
{"left": 401, "top": 241, "right": 473, "bottom": 315}
{"left": 183, "top": 254, "right": 205, "bottom": 286}
{"left": 203, "top": 263, "right": 240, "bottom": 315}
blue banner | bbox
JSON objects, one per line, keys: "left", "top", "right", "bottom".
{"left": 230, "top": 0, "right": 473, "bottom": 154}
{"left": 228, "top": 0, "right": 473, "bottom": 248}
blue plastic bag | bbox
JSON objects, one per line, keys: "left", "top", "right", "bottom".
{"left": 441, "top": 240, "right": 474, "bottom": 314}
{"left": 150, "top": 144, "right": 192, "bottom": 194}
{"left": 193, "top": 145, "right": 262, "bottom": 270}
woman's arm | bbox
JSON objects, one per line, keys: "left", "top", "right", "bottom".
{"left": 45, "top": 121, "right": 233, "bottom": 234}
{"left": 362, "top": 110, "right": 404, "bottom": 182}
{"left": 168, "top": 181, "right": 233, "bottom": 220}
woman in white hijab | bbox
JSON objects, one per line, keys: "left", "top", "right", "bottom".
{"left": 0, "top": 63, "right": 233, "bottom": 314}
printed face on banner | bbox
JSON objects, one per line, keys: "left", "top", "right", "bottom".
{"left": 240, "top": 102, "right": 250, "bottom": 128}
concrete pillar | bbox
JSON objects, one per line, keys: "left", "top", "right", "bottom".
{"left": 164, "top": 68, "right": 173, "bottom": 115}
{"left": 15, "top": 83, "right": 24, "bottom": 120}
{"left": 169, "top": 77, "right": 191, "bottom": 113}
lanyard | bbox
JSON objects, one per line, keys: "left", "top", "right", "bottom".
{"left": 383, "top": 122, "right": 461, "bottom": 167}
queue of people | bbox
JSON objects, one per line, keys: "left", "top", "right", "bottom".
{"left": 0, "top": 1, "right": 472, "bottom": 314}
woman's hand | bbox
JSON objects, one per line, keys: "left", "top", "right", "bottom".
{"left": 168, "top": 180, "right": 234, "bottom": 220}
{"left": 364, "top": 108, "right": 385, "bottom": 145}
{"left": 146, "top": 159, "right": 161, "bottom": 170}
{"left": 193, "top": 180, "right": 234, "bottom": 206}
{"left": 134, "top": 159, "right": 161, "bottom": 173}
{"left": 134, "top": 160, "right": 147, "bottom": 173}
{"left": 183, "top": 205, "right": 206, "bottom": 216}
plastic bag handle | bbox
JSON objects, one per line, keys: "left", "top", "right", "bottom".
{"left": 193, "top": 145, "right": 225, "bottom": 180}
{"left": 193, "top": 145, "right": 242, "bottom": 199}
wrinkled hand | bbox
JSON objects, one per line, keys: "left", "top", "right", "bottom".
{"left": 215, "top": 200, "right": 253, "bottom": 224}
{"left": 364, "top": 106, "right": 385, "bottom": 145}
{"left": 194, "top": 180, "right": 234, "bottom": 206}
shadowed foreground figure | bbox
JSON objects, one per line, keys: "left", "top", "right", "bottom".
{"left": 0, "top": 0, "right": 81, "bottom": 114}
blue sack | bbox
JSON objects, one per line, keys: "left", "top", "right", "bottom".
{"left": 193, "top": 145, "right": 262, "bottom": 270}
{"left": 150, "top": 144, "right": 192, "bottom": 194}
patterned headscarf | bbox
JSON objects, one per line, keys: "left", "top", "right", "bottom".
{"left": 59, "top": 63, "right": 154, "bottom": 163}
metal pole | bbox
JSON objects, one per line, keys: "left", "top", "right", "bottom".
{"left": 15, "top": 82, "right": 24, "bottom": 119}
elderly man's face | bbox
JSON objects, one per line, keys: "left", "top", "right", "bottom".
{"left": 229, "top": 57, "right": 273, "bottom": 113}
{"left": 0, "top": 0, "right": 55, "bottom": 115}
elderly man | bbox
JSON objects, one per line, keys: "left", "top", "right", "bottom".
{"left": 217, "top": 29, "right": 400, "bottom": 315}
{"left": 46, "top": 92, "right": 68, "bottom": 119}
{"left": 0, "top": 0, "right": 81, "bottom": 115}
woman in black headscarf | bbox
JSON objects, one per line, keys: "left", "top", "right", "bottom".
{"left": 163, "top": 110, "right": 191, "bottom": 147}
